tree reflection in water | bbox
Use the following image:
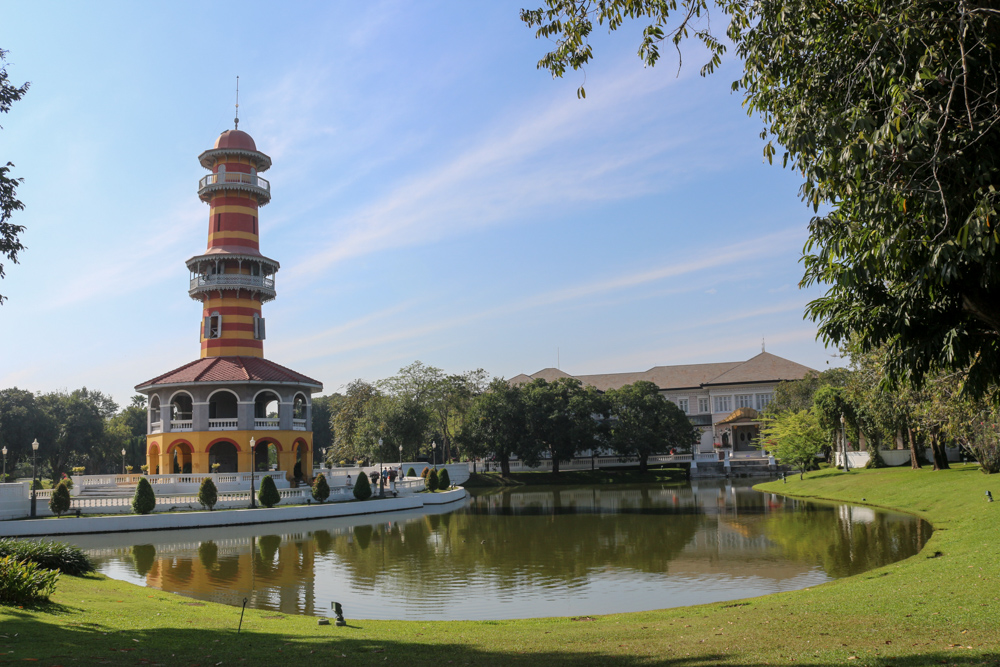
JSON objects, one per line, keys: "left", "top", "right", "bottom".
{"left": 76, "top": 481, "right": 929, "bottom": 620}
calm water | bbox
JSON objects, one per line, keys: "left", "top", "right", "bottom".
{"left": 66, "top": 480, "right": 929, "bottom": 620}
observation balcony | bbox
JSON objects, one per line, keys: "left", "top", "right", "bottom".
{"left": 208, "top": 418, "right": 239, "bottom": 431}
{"left": 198, "top": 172, "right": 271, "bottom": 205}
{"left": 255, "top": 418, "right": 280, "bottom": 430}
{"left": 293, "top": 418, "right": 307, "bottom": 431}
{"left": 189, "top": 273, "right": 276, "bottom": 302}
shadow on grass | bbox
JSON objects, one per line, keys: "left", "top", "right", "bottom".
{"left": 1, "top": 612, "right": 998, "bottom": 667}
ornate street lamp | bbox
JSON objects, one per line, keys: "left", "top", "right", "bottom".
{"left": 398, "top": 444, "right": 403, "bottom": 475}
{"left": 249, "top": 436, "right": 257, "bottom": 509}
{"left": 432, "top": 441, "right": 437, "bottom": 469}
{"left": 121, "top": 448, "right": 127, "bottom": 475}
{"left": 29, "top": 439, "right": 39, "bottom": 518}
{"left": 377, "top": 438, "right": 384, "bottom": 497}
{"left": 2, "top": 446, "right": 6, "bottom": 483}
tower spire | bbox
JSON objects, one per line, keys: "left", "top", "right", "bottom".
{"left": 234, "top": 75, "right": 240, "bottom": 129}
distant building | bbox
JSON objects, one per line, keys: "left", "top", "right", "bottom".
{"left": 511, "top": 351, "right": 816, "bottom": 453}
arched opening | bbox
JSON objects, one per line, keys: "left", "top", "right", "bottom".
{"left": 170, "top": 442, "right": 193, "bottom": 474}
{"left": 254, "top": 439, "right": 280, "bottom": 472}
{"left": 170, "top": 393, "right": 193, "bottom": 428}
{"left": 292, "top": 439, "right": 310, "bottom": 481}
{"left": 292, "top": 394, "right": 307, "bottom": 429}
{"left": 150, "top": 396, "right": 161, "bottom": 425}
{"left": 147, "top": 442, "right": 160, "bottom": 475}
{"left": 208, "top": 390, "right": 238, "bottom": 428}
{"left": 254, "top": 390, "right": 281, "bottom": 429}
{"left": 208, "top": 441, "right": 239, "bottom": 473}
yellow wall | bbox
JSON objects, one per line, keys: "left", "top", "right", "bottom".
{"left": 146, "top": 430, "right": 313, "bottom": 484}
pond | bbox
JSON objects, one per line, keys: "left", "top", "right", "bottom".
{"left": 65, "top": 480, "right": 930, "bottom": 621}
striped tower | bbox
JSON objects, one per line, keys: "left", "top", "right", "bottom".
{"left": 188, "top": 129, "right": 277, "bottom": 358}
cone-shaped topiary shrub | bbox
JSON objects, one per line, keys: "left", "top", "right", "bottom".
{"left": 131, "top": 477, "right": 156, "bottom": 515}
{"left": 312, "top": 473, "right": 330, "bottom": 503}
{"left": 407, "top": 467, "right": 416, "bottom": 478}
{"left": 258, "top": 475, "right": 280, "bottom": 508}
{"left": 198, "top": 477, "right": 218, "bottom": 510}
{"left": 438, "top": 467, "right": 451, "bottom": 490}
{"left": 49, "top": 480, "right": 71, "bottom": 517}
{"left": 421, "top": 467, "right": 430, "bottom": 479}
{"left": 353, "top": 472, "right": 372, "bottom": 500}
{"left": 426, "top": 468, "right": 439, "bottom": 491}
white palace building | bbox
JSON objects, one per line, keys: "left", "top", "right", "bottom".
{"left": 511, "top": 351, "right": 817, "bottom": 454}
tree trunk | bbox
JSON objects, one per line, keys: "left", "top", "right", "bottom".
{"left": 930, "top": 429, "right": 950, "bottom": 470}
{"left": 639, "top": 452, "right": 649, "bottom": 474}
{"left": 907, "top": 426, "right": 923, "bottom": 470}
{"left": 551, "top": 448, "right": 560, "bottom": 475}
{"left": 500, "top": 455, "right": 510, "bottom": 477}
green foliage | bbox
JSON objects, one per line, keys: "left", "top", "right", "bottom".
{"left": 426, "top": 468, "right": 439, "bottom": 491}
{"left": 312, "top": 472, "right": 330, "bottom": 503}
{"left": 353, "top": 471, "right": 372, "bottom": 501}
{"left": 197, "top": 477, "right": 218, "bottom": 511}
{"left": 406, "top": 467, "right": 416, "bottom": 478}
{"left": 457, "top": 378, "right": 534, "bottom": 476}
{"left": 759, "top": 409, "right": 826, "bottom": 479}
{"left": 48, "top": 480, "right": 71, "bottom": 517}
{"left": 131, "top": 477, "right": 156, "bottom": 515}
{"left": 421, "top": 466, "right": 430, "bottom": 479}
{"left": 131, "top": 544, "right": 156, "bottom": 576}
{"left": 437, "top": 467, "right": 451, "bottom": 489}
{"left": 965, "top": 409, "right": 1000, "bottom": 474}
{"left": 293, "top": 460, "right": 302, "bottom": 480}
{"left": 258, "top": 475, "right": 280, "bottom": 508}
{"left": 523, "top": 377, "right": 609, "bottom": 474}
{"left": 0, "top": 539, "right": 94, "bottom": 576}
{"left": 0, "top": 48, "right": 30, "bottom": 305}
{"left": 605, "top": 381, "right": 698, "bottom": 472}
{"left": 0, "top": 555, "right": 58, "bottom": 605}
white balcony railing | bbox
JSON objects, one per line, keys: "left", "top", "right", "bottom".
{"left": 209, "top": 418, "right": 239, "bottom": 430}
{"left": 170, "top": 420, "right": 193, "bottom": 432}
{"left": 255, "top": 418, "right": 280, "bottom": 430}
{"left": 198, "top": 171, "right": 270, "bottom": 192}
{"left": 190, "top": 273, "right": 275, "bottom": 291}
{"left": 292, "top": 418, "right": 307, "bottom": 431}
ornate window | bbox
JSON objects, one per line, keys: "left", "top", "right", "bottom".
{"left": 698, "top": 397, "right": 710, "bottom": 414}
{"left": 204, "top": 312, "right": 222, "bottom": 339}
{"left": 736, "top": 394, "right": 753, "bottom": 409}
{"left": 713, "top": 395, "right": 732, "bottom": 413}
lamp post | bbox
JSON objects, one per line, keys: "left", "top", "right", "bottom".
{"left": 249, "top": 436, "right": 257, "bottom": 509}
{"left": 377, "top": 438, "right": 384, "bottom": 497}
{"left": 2, "top": 446, "right": 6, "bottom": 483}
{"left": 840, "top": 414, "right": 849, "bottom": 472}
{"left": 121, "top": 448, "right": 127, "bottom": 475}
{"left": 399, "top": 444, "right": 403, "bottom": 475}
{"left": 29, "top": 439, "right": 39, "bottom": 518}
{"left": 432, "top": 441, "right": 437, "bottom": 469}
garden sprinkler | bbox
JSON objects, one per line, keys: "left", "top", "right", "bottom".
{"left": 238, "top": 597, "right": 248, "bottom": 633}
{"left": 987, "top": 490, "right": 994, "bottom": 503}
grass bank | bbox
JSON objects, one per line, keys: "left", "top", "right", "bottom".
{"left": 463, "top": 467, "right": 687, "bottom": 487}
{"left": 1, "top": 466, "right": 997, "bottom": 666}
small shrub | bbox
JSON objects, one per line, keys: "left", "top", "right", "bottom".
{"left": 353, "top": 472, "right": 372, "bottom": 501}
{"left": 407, "top": 467, "right": 416, "bottom": 478}
{"left": 258, "top": 475, "right": 280, "bottom": 508}
{"left": 438, "top": 467, "right": 451, "bottom": 489}
{"left": 140, "top": 464, "right": 149, "bottom": 474}
{"left": 71, "top": 467, "right": 85, "bottom": 476}
{"left": 426, "top": 468, "right": 439, "bottom": 491}
{"left": 131, "top": 477, "right": 156, "bottom": 515}
{"left": 198, "top": 477, "right": 218, "bottom": 511}
{"left": 49, "top": 480, "right": 71, "bottom": 517}
{"left": 421, "top": 467, "right": 430, "bottom": 479}
{"left": 312, "top": 473, "right": 330, "bottom": 503}
{"left": 59, "top": 474, "right": 73, "bottom": 490}
{"left": 0, "top": 539, "right": 94, "bottom": 576}
{"left": 0, "top": 555, "right": 60, "bottom": 605}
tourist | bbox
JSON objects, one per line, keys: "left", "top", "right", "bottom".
{"left": 346, "top": 473, "right": 352, "bottom": 487}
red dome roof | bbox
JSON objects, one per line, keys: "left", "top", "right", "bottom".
{"left": 214, "top": 129, "right": 257, "bottom": 151}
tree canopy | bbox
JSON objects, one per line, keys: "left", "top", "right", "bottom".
{"left": 0, "top": 48, "right": 29, "bottom": 304}
{"left": 522, "top": 1, "right": 1000, "bottom": 399}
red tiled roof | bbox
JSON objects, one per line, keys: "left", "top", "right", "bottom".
{"left": 136, "top": 356, "right": 322, "bottom": 391}
{"left": 214, "top": 129, "right": 257, "bottom": 151}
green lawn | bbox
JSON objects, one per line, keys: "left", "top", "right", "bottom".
{"left": 1, "top": 466, "right": 997, "bottom": 666}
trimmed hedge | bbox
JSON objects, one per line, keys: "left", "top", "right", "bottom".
{"left": 438, "top": 467, "right": 451, "bottom": 489}
{"left": 258, "top": 475, "right": 281, "bottom": 508}
{"left": 312, "top": 473, "right": 330, "bottom": 503}
{"left": 407, "top": 467, "right": 416, "bottom": 478}
{"left": 353, "top": 472, "right": 372, "bottom": 501}
{"left": 0, "top": 539, "right": 94, "bottom": 576}
{"left": 48, "top": 480, "right": 71, "bottom": 517}
{"left": 131, "top": 477, "right": 156, "bottom": 515}
{"left": 426, "top": 468, "right": 439, "bottom": 491}
{"left": 198, "top": 477, "right": 218, "bottom": 511}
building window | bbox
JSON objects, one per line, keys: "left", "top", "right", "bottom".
{"left": 756, "top": 393, "right": 773, "bottom": 411}
{"left": 698, "top": 397, "right": 710, "bottom": 414}
{"left": 736, "top": 394, "right": 753, "bottom": 409}
{"left": 253, "top": 313, "right": 266, "bottom": 340}
{"left": 204, "top": 312, "right": 222, "bottom": 339}
{"left": 253, "top": 216, "right": 257, "bottom": 234}
{"left": 215, "top": 214, "right": 221, "bottom": 232}
{"left": 678, "top": 398, "right": 689, "bottom": 414}
{"left": 713, "top": 395, "right": 732, "bottom": 413}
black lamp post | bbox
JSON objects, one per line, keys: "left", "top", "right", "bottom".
{"left": 377, "top": 438, "right": 384, "bottom": 497}
{"left": 2, "top": 446, "right": 6, "bottom": 483}
{"left": 249, "top": 436, "right": 257, "bottom": 509}
{"left": 432, "top": 441, "right": 437, "bottom": 469}
{"left": 29, "top": 438, "right": 39, "bottom": 518}
{"left": 121, "top": 448, "right": 127, "bottom": 475}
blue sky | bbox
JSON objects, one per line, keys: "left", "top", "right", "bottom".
{"left": 1, "top": 1, "right": 840, "bottom": 407}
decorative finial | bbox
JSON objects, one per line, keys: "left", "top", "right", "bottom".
{"left": 234, "top": 75, "right": 240, "bottom": 129}
{"left": 762, "top": 337, "right": 766, "bottom": 353}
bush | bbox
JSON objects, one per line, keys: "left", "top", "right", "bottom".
{"left": 407, "top": 467, "right": 416, "bottom": 478}
{"left": 258, "top": 475, "right": 280, "bottom": 508}
{"left": 0, "top": 539, "right": 94, "bottom": 576}
{"left": 421, "top": 467, "right": 430, "bottom": 479}
{"left": 426, "top": 468, "right": 439, "bottom": 491}
{"left": 0, "top": 555, "right": 60, "bottom": 605}
{"left": 198, "top": 477, "right": 218, "bottom": 511}
{"left": 312, "top": 473, "right": 330, "bottom": 503}
{"left": 438, "top": 467, "right": 451, "bottom": 489}
{"left": 48, "top": 480, "right": 71, "bottom": 517}
{"left": 353, "top": 472, "right": 372, "bottom": 501}
{"left": 71, "top": 467, "right": 85, "bottom": 476}
{"left": 131, "top": 477, "right": 156, "bottom": 515}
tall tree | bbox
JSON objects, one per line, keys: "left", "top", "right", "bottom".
{"left": 759, "top": 409, "right": 826, "bottom": 479}
{"left": 459, "top": 378, "right": 535, "bottom": 476}
{"left": 522, "top": 1, "right": 1000, "bottom": 398}
{"left": 0, "top": 387, "right": 47, "bottom": 475}
{"left": 331, "top": 380, "right": 380, "bottom": 463}
{"left": 523, "top": 377, "right": 607, "bottom": 474}
{"left": 0, "top": 48, "right": 29, "bottom": 304}
{"left": 605, "top": 381, "right": 697, "bottom": 473}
